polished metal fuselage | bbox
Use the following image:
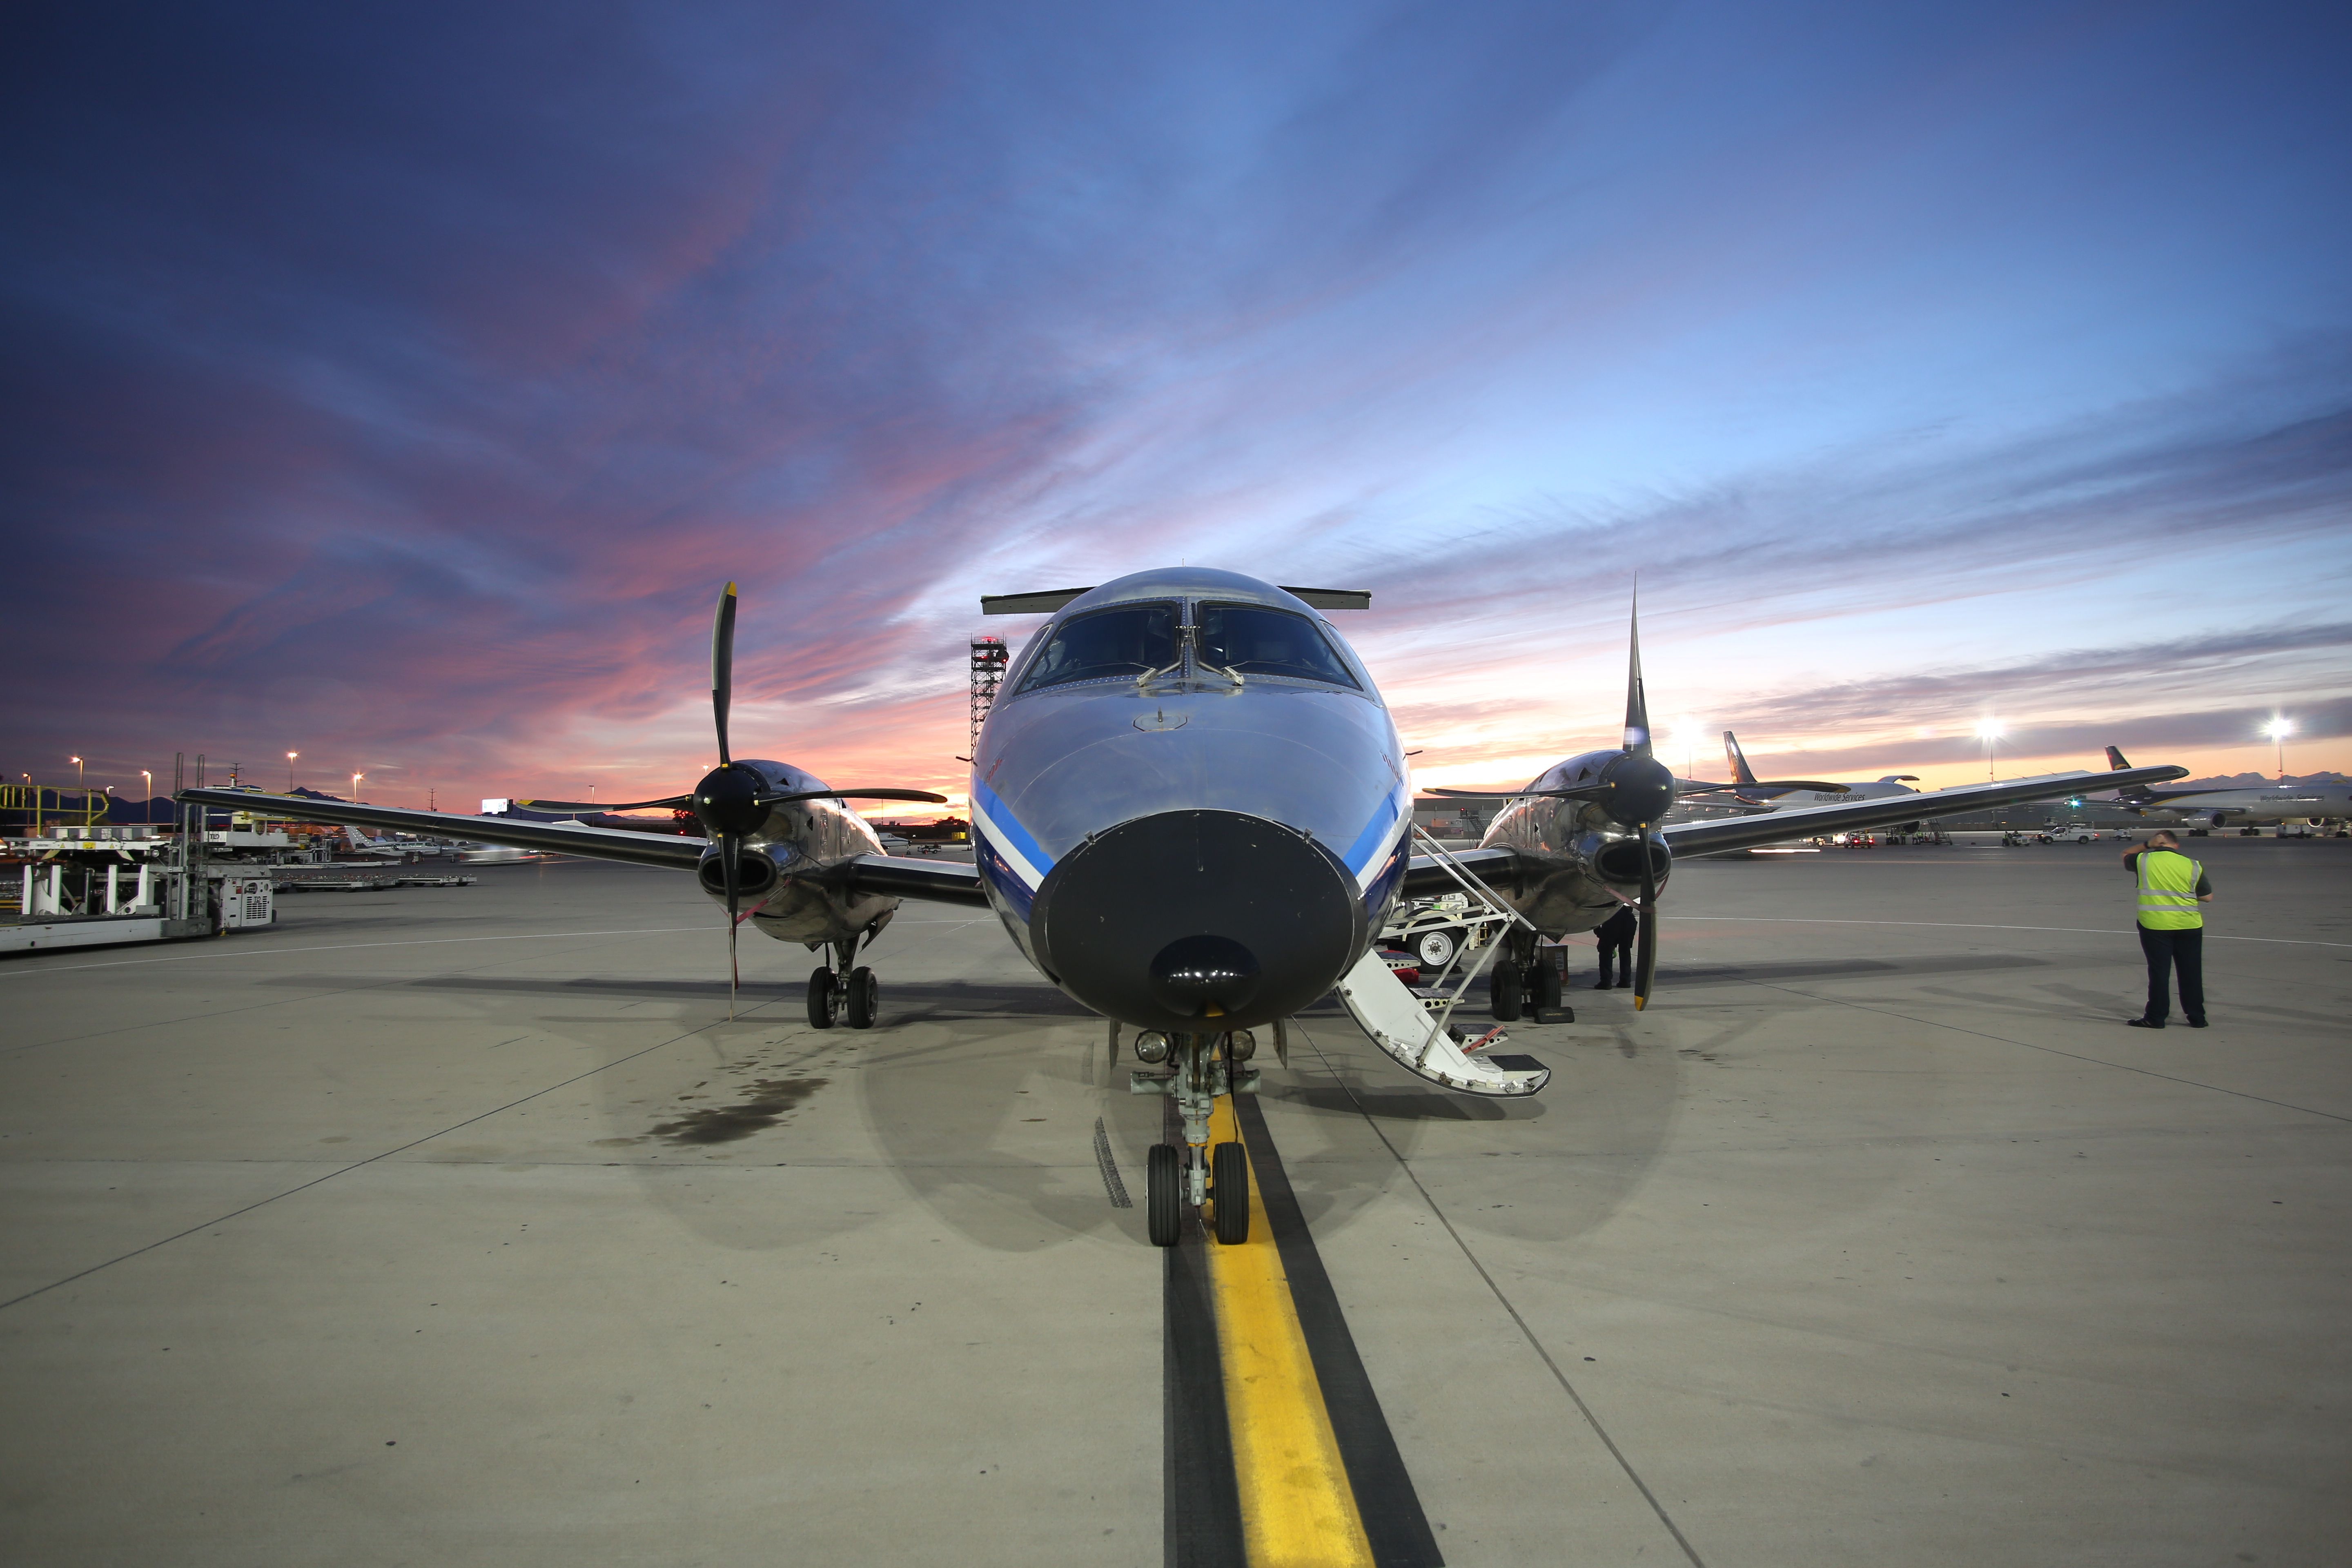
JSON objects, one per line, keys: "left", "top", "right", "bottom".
{"left": 1478, "top": 749, "right": 1674, "bottom": 937}
{"left": 708, "top": 760, "right": 900, "bottom": 947}
{"left": 968, "top": 568, "right": 1412, "bottom": 1025}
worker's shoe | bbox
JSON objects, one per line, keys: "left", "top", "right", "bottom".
{"left": 2126, "top": 1016, "right": 2165, "bottom": 1029}
{"left": 1592, "top": 978, "right": 1613, "bottom": 989}
{"left": 2187, "top": 1017, "right": 2209, "bottom": 1028}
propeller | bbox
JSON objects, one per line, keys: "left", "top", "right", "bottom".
{"left": 525, "top": 582, "right": 946, "bottom": 1020}
{"left": 1620, "top": 589, "right": 1664, "bottom": 1010}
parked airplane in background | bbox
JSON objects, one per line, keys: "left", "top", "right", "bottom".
{"left": 2103, "top": 747, "right": 2352, "bottom": 828}
{"left": 1708, "top": 731, "right": 1921, "bottom": 808}
{"left": 183, "top": 572, "right": 2190, "bottom": 1250}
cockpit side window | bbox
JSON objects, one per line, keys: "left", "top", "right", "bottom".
{"left": 1014, "top": 602, "right": 1180, "bottom": 693}
{"left": 1195, "top": 602, "right": 1361, "bottom": 688}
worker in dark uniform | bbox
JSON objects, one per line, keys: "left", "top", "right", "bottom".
{"left": 1594, "top": 904, "right": 1637, "bottom": 989}
{"left": 2123, "top": 829, "right": 2212, "bottom": 1028}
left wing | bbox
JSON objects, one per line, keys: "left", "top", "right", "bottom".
{"left": 1659, "top": 765, "right": 2188, "bottom": 857}
{"left": 178, "top": 788, "right": 707, "bottom": 871}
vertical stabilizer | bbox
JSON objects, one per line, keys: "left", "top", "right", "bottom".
{"left": 1622, "top": 590, "right": 1651, "bottom": 757}
{"left": 2105, "top": 746, "right": 2132, "bottom": 771}
{"left": 1723, "top": 730, "right": 1758, "bottom": 786}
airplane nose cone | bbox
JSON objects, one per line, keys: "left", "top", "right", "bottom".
{"left": 1149, "top": 934, "right": 1261, "bottom": 1017}
{"left": 1032, "top": 809, "right": 1366, "bottom": 1032}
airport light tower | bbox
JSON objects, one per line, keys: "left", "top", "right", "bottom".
{"left": 2265, "top": 716, "right": 2292, "bottom": 781}
{"left": 969, "top": 636, "right": 1008, "bottom": 756}
{"left": 1975, "top": 719, "right": 2002, "bottom": 783}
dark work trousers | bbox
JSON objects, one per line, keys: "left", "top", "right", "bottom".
{"left": 2137, "top": 926, "right": 2205, "bottom": 1024}
{"left": 1597, "top": 909, "right": 1637, "bottom": 984}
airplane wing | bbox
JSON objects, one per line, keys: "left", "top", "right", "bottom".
{"left": 840, "top": 855, "right": 991, "bottom": 907}
{"left": 1657, "top": 765, "right": 2189, "bottom": 857}
{"left": 178, "top": 788, "right": 706, "bottom": 871}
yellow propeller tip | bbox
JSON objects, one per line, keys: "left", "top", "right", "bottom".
{"left": 722, "top": 581, "right": 737, "bottom": 596}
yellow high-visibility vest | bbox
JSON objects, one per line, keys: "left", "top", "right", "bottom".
{"left": 2136, "top": 849, "right": 2204, "bottom": 930}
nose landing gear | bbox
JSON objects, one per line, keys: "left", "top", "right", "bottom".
{"left": 1137, "top": 1030, "right": 1258, "bottom": 1246}
{"left": 805, "top": 927, "right": 884, "bottom": 1030}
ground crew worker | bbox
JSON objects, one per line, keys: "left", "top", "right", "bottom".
{"left": 2123, "top": 829, "right": 2212, "bottom": 1028}
{"left": 1594, "top": 904, "right": 1637, "bottom": 989}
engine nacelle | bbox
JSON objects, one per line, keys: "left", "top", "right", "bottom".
{"left": 1579, "top": 829, "right": 1671, "bottom": 892}
{"left": 697, "top": 846, "right": 782, "bottom": 901}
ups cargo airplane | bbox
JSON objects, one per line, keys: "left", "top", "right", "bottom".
{"left": 2103, "top": 746, "right": 2352, "bottom": 829}
{"left": 183, "top": 568, "right": 2188, "bottom": 1248}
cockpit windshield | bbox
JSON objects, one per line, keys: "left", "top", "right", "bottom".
{"left": 1016, "top": 602, "right": 1180, "bottom": 693}
{"left": 1196, "top": 603, "right": 1360, "bottom": 688}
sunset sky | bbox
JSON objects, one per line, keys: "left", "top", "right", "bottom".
{"left": 6, "top": 3, "right": 2348, "bottom": 813}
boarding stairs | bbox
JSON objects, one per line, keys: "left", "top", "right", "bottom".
{"left": 1333, "top": 825, "right": 1550, "bottom": 1097}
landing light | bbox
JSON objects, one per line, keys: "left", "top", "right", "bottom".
{"left": 1134, "top": 1031, "right": 1170, "bottom": 1064}
{"left": 1226, "top": 1029, "right": 1257, "bottom": 1061}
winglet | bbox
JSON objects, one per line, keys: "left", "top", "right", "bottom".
{"left": 1622, "top": 588, "right": 1651, "bottom": 757}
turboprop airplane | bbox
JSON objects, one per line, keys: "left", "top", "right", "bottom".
{"left": 181, "top": 569, "right": 2190, "bottom": 1250}
{"left": 2102, "top": 746, "right": 2352, "bottom": 829}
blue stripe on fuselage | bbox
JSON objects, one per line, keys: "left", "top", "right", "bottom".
{"left": 1343, "top": 789, "right": 1401, "bottom": 875}
{"left": 971, "top": 776, "right": 1054, "bottom": 885}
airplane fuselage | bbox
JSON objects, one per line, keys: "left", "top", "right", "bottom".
{"left": 1480, "top": 751, "right": 1674, "bottom": 936}
{"left": 2128, "top": 785, "right": 2352, "bottom": 826}
{"left": 967, "top": 569, "right": 1411, "bottom": 1033}
{"left": 719, "top": 760, "right": 902, "bottom": 946}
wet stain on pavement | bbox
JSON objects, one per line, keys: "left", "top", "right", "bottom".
{"left": 650, "top": 1076, "right": 828, "bottom": 1145}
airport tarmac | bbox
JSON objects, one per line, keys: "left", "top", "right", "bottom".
{"left": 2, "top": 838, "right": 2345, "bottom": 1566}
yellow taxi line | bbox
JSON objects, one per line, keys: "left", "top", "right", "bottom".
{"left": 1202, "top": 1097, "right": 1374, "bottom": 1568}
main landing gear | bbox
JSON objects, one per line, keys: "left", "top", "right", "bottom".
{"left": 806, "top": 927, "right": 882, "bottom": 1030}
{"left": 1136, "top": 1029, "right": 1257, "bottom": 1247}
{"left": 1487, "top": 929, "right": 1570, "bottom": 1024}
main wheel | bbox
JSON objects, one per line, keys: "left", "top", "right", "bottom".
{"left": 1415, "top": 929, "right": 1457, "bottom": 969}
{"left": 1489, "top": 962, "right": 1523, "bottom": 1021}
{"left": 846, "top": 966, "right": 878, "bottom": 1029}
{"left": 1211, "top": 1141, "right": 1250, "bottom": 1245}
{"left": 1535, "top": 961, "right": 1564, "bottom": 1011}
{"left": 1146, "top": 1144, "right": 1183, "bottom": 1247}
{"left": 805, "top": 967, "right": 837, "bottom": 1029}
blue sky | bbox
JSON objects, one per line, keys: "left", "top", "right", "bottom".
{"left": 4, "top": 2, "right": 2347, "bottom": 807}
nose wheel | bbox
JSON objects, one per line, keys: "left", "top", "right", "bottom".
{"left": 1142, "top": 1031, "right": 1256, "bottom": 1247}
{"left": 805, "top": 933, "right": 884, "bottom": 1031}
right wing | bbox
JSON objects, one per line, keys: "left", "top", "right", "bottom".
{"left": 840, "top": 855, "right": 990, "bottom": 907}
{"left": 178, "top": 788, "right": 706, "bottom": 871}
{"left": 1659, "top": 764, "right": 2188, "bottom": 857}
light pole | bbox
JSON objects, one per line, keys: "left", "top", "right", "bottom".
{"left": 1975, "top": 720, "right": 2002, "bottom": 783}
{"left": 2264, "top": 717, "right": 2292, "bottom": 781}
{"left": 287, "top": 751, "right": 298, "bottom": 791}
{"left": 351, "top": 772, "right": 363, "bottom": 803}
{"left": 142, "top": 770, "right": 153, "bottom": 825}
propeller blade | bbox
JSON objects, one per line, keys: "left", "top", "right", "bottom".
{"left": 1623, "top": 586, "right": 1652, "bottom": 758}
{"left": 753, "top": 787, "right": 950, "bottom": 806}
{"left": 1633, "top": 823, "right": 1659, "bottom": 1011}
{"left": 514, "top": 795, "right": 692, "bottom": 815}
{"left": 722, "top": 833, "right": 741, "bottom": 1020}
{"left": 711, "top": 581, "right": 738, "bottom": 767}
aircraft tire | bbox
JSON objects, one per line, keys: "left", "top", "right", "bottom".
{"left": 1535, "top": 962, "right": 1564, "bottom": 1012}
{"left": 846, "top": 967, "right": 878, "bottom": 1029}
{"left": 806, "top": 967, "right": 837, "bottom": 1030}
{"left": 1147, "top": 1145, "right": 1183, "bottom": 1247}
{"left": 1212, "top": 1142, "right": 1250, "bottom": 1245}
{"left": 1490, "top": 964, "right": 1523, "bottom": 1022}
